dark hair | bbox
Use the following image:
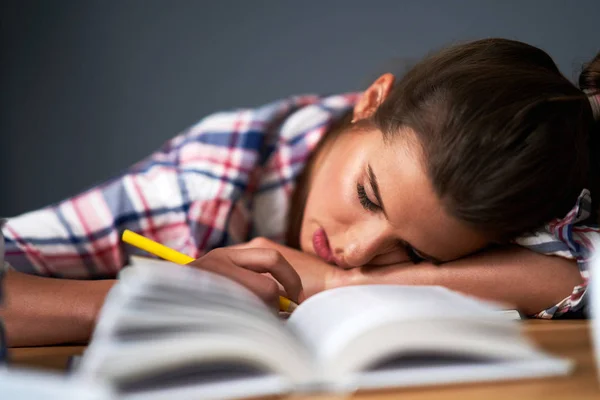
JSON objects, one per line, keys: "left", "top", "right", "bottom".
{"left": 373, "top": 38, "right": 600, "bottom": 241}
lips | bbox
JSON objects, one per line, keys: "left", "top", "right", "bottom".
{"left": 313, "top": 227, "right": 335, "bottom": 264}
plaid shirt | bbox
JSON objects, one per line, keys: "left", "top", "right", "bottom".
{"left": 2, "top": 93, "right": 597, "bottom": 318}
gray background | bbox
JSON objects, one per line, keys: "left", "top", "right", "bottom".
{"left": 2, "top": 0, "right": 599, "bottom": 216}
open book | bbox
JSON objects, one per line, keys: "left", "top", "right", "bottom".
{"left": 0, "top": 368, "right": 111, "bottom": 400}
{"left": 77, "top": 260, "right": 573, "bottom": 400}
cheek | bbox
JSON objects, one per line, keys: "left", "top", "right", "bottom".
{"left": 306, "top": 165, "right": 357, "bottom": 220}
{"left": 299, "top": 166, "right": 357, "bottom": 251}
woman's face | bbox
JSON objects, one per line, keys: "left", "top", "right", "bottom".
{"left": 298, "top": 74, "right": 490, "bottom": 268}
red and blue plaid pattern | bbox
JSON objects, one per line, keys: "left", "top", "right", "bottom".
{"left": 2, "top": 94, "right": 359, "bottom": 278}
{"left": 513, "top": 189, "right": 597, "bottom": 318}
{"left": 2, "top": 93, "right": 597, "bottom": 318}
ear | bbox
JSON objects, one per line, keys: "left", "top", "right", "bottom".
{"left": 352, "top": 73, "right": 395, "bottom": 122}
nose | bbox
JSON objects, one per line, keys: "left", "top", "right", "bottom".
{"left": 335, "top": 221, "right": 390, "bottom": 268}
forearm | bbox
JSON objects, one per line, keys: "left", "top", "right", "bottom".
{"left": 0, "top": 270, "right": 115, "bottom": 347}
{"left": 341, "top": 245, "right": 582, "bottom": 316}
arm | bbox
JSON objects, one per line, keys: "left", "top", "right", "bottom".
{"left": 0, "top": 270, "right": 115, "bottom": 346}
{"left": 1, "top": 118, "right": 228, "bottom": 345}
{"left": 340, "top": 245, "right": 582, "bottom": 316}
{"left": 1, "top": 244, "right": 307, "bottom": 346}
{"left": 235, "top": 239, "right": 582, "bottom": 316}
{"left": 0, "top": 144, "right": 190, "bottom": 346}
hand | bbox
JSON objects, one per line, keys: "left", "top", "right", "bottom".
{"left": 188, "top": 247, "right": 304, "bottom": 310}
{"left": 231, "top": 237, "right": 351, "bottom": 298}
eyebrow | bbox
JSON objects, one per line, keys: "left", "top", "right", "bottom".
{"left": 367, "top": 163, "right": 443, "bottom": 265}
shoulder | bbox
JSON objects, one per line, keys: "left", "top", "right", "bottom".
{"left": 178, "top": 93, "right": 359, "bottom": 146}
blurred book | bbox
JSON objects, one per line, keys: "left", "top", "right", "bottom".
{"left": 0, "top": 368, "right": 112, "bottom": 400}
{"left": 77, "top": 261, "right": 573, "bottom": 400}
{"left": 500, "top": 309, "right": 524, "bottom": 319}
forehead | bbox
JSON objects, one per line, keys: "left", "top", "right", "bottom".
{"left": 370, "top": 131, "right": 488, "bottom": 261}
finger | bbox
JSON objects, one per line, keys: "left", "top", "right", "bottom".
{"left": 226, "top": 248, "right": 303, "bottom": 303}
{"left": 219, "top": 248, "right": 303, "bottom": 303}
{"left": 189, "top": 257, "right": 281, "bottom": 309}
{"left": 226, "top": 242, "right": 250, "bottom": 250}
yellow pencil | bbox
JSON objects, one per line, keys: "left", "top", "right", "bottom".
{"left": 122, "top": 229, "right": 298, "bottom": 312}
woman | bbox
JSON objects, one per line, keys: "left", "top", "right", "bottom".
{"left": 2, "top": 38, "right": 599, "bottom": 346}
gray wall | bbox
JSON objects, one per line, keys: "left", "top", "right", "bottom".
{"left": 2, "top": 0, "right": 599, "bottom": 216}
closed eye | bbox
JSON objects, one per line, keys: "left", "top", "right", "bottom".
{"left": 405, "top": 244, "right": 426, "bottom": 264}
{"left": 394, "top": 239, "right": 426, "bottom": 264}
{"left": 357, "top": 183, "right": 379, "bottom": 212}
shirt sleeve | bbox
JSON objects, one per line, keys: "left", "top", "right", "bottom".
{"left": 512, "top": 189, "right": 597, "bottom": 318}
{"left": 2, "top": 109, "right": 262, "bottom": 279}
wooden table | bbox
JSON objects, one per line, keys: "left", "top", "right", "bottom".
{"left": 9, "top": 320, "right": 600, "bottom": 399}
{"left": 9, "top": 344, "right": 85, "bottom": 371}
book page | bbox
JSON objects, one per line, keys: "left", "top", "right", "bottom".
{"left": 80, "top": 263, "right": 315, "bottom": 387}
{"left": 0, "top": 368, "right": 112, "bottom": 400}
{"left": 287, "top": 285, "right": 536, "bottom": 380}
